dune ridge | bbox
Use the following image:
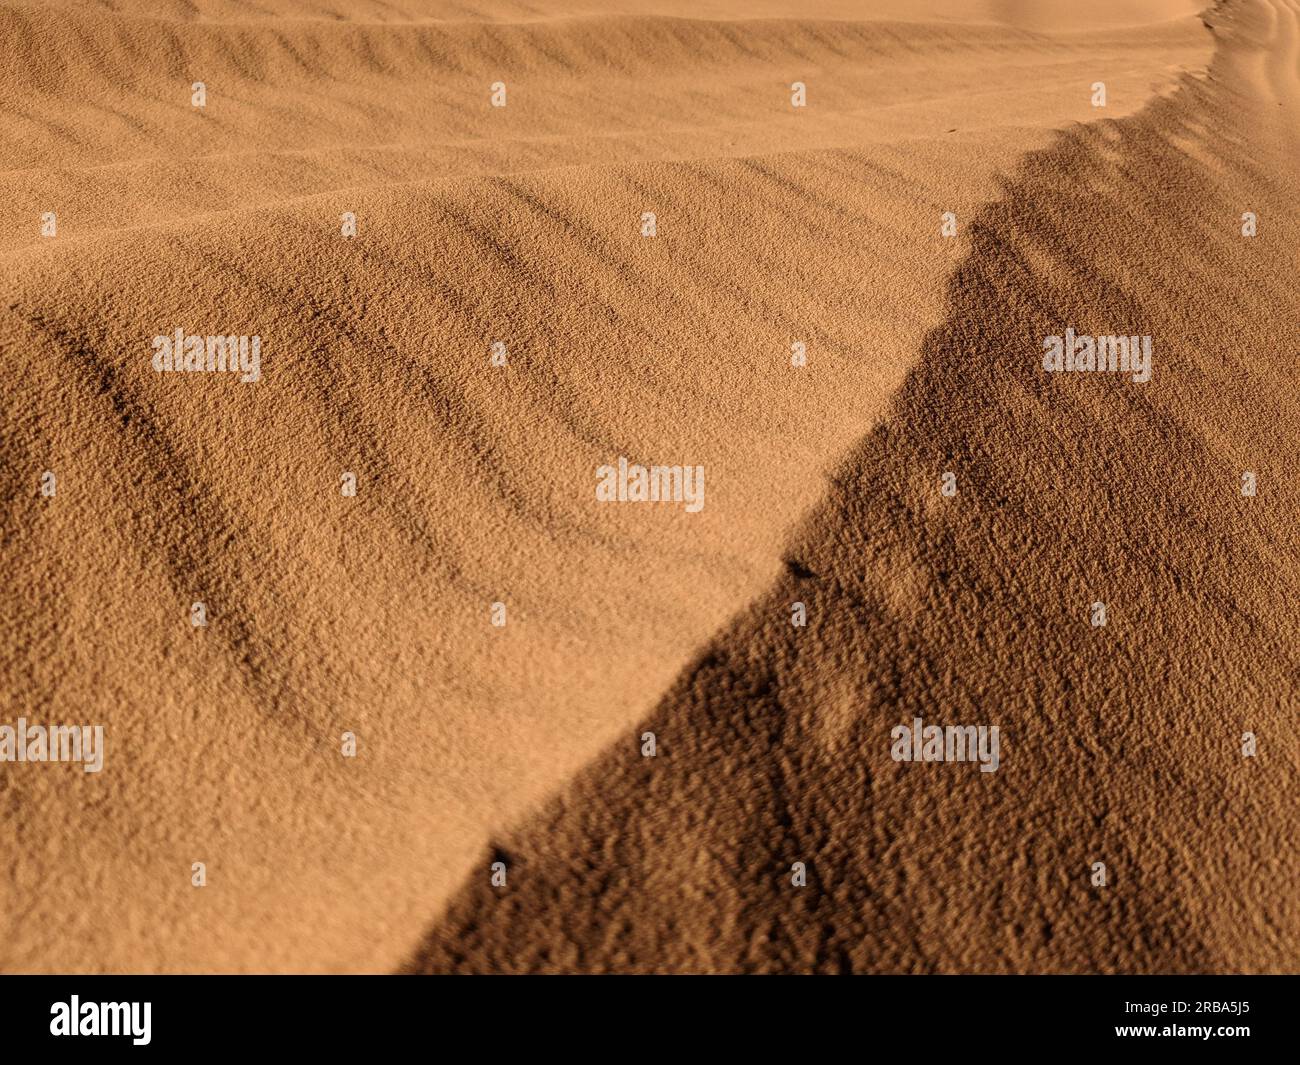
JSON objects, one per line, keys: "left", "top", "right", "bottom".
{"left": 0, "top": 1, "right": 1262, "bottom": 975}
{"left": 409, "top": 0, "right": 1299, "bottom": 974}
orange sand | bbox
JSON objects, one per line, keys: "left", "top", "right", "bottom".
{"left": 1, "top": 1, "right": 1292, "bottom": 974}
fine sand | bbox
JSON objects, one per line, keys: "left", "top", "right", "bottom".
{"left": 1, "top": 0, "right": 1294, "bottom": 974}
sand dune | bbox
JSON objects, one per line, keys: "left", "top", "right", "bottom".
{"left": 411, "top": 0, "right": 1299, "bottom": 973}
{"left": 3, "top": 0, "right": 1289, "bottom": 975}
{"left": 2, "top": 1, "right": 1208, "bottom": 252}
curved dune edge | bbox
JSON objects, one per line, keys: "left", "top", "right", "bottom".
{"left": 407, "top": 0, "right": 1299, "bottom": 974}
{"left": 0, "top": 4, "right": 1217, "bottom": 974}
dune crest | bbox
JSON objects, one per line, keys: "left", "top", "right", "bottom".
{"left": 0, "top": 1, "right": 1247, "bottom": 975}
{"left": 409, "top": 0, "right": 1298, "bottom": 974}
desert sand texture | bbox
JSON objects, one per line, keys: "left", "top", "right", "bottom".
{"left": 1, "top": 0, "right": 1293, "bottom": 974}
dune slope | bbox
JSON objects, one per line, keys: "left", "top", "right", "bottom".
{"left": 410, "top": 0, "right": 1298, "bottom": 974}
{"left": 0, "top": 1, "right": 1224, "bottom": 973}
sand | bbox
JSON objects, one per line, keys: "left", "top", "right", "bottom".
{"left": 0, "top": 0, "right": 1293, "bottom": 974}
